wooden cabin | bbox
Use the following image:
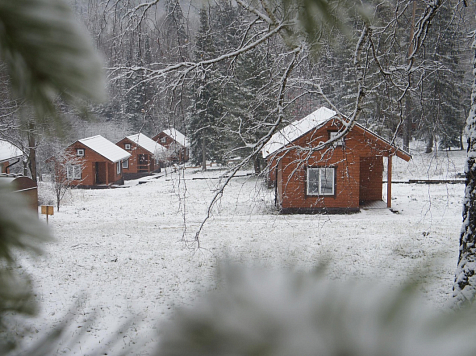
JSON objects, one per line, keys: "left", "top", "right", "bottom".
{"left": 262, "top": 107, "right": 411, "bottom": 214}
{"left": 0, "top": 140, "right": 23, "bottom": 173}
{"left": 152, "top": 128, "right": 190, "bottom": 163}
{"left": 116, "top": 133, "right": 166, "bottom": 179}
{"left": 64, "top": 135, "right": 131, "bottom": 188}
{"left": 0, "top": 174, "right": 38, "bottom": 212}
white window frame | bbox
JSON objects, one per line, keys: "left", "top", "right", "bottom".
{"left": 307, "top": 167, "right": 335, "bottom": 196}
{"left": 122, "top": 159, "right": 129, "bottom": 169}
{"left": 329, "top": 131, "right": 344, "bottom": 146}
{"left": 116, "top": 161, "right": 121, "bottom": 174}
{"left": 76, "top": 148, "right": 85, "bottom": 156}
{"left": 160, "top": 137, "right": 167, "bottom": 144}
{"left": 125, "top": 143, "right": 131, "bottom": 150}
{"left": 66, "top": 164, "right": 82, "bottom": 180}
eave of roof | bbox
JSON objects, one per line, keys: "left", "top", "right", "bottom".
{"left": 126, "top": 133, "right": 166, "bottom": 155}
{"left": 262, "top": 107, "right": 337, "bottom": 158}
{"left": 162, "top": 128, "right": 190, "bottom": 147}
{"left": 262, "top": 107, "right": 411, "bottom": 161}
{"left": 78, "top": 135, "right": 131, "bottom": 163}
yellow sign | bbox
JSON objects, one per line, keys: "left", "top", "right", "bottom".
{"left": 41, "top": 205, "right": 54, "bottom": 215}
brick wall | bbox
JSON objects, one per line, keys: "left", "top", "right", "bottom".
{"left": 277, "top": 121, "right": 391, "bottom": 211}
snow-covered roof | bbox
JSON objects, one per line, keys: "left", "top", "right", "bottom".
{"left": 127, "top": 133, "right": 166, "bottom": 156}
{"left": 79, "top": 135, "right": 130, "bottom": 163}
{"left": 162, "top": 128, "right": 190, "bottom": 147}
{"left": 0, "top": 140, "right": 23, "bottom": 163}
{"left": 262, "top": 107, "right": 337, "bottom": 158}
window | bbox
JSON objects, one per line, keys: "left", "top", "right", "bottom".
{"left": 76, "top": 148, "right": 85, "bottom": 156}
{"left": 125, "top": 143, "right": 131, "bottom": 150}
{"left": 307, "top": 167, "right": 335, "bottom": 196}
{"left": 66, "top": 165, "right": 81, "bottom": 180}
{"left": 160, "top": 137, "right": 167, "bottom": 144}
{"left": 329, "top": 131, "right": 344, "bottom": 146}
{"left": 117, "top": 161, "right": 121, "bottom": 174}
{"left": 122, "top": 159, "right": 129, "bottom": 169}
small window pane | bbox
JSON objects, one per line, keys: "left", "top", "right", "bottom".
{"left": 122, "top": 159, "right": 129, "bottom": 169}
{"left": 67, "top": 165, "right": 81, "bottom": 180}
{"left": 307, "top": 169, "right": 320, "bottom": 195}
{"left": 320, "top": 168, "right": 334, "bottom": 195}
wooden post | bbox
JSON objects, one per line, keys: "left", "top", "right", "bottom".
{"left": 41, "top": 205, "right": 54, "bottom": 224}
{"left": 387, "top": 155, "right": 393, "bottom": 208}
{"left": 105, "top": 162, "right": 109, "bottom": 185}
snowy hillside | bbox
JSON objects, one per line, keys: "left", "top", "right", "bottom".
{"left": 17, "top": 147, "right": 467, "bottom": 355}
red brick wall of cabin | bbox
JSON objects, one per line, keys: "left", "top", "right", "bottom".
{"left": 1, "top": 161, "right": 7, "bottom": 173}
{"left": 278, "top": 121, "right": 391, "bottom": 211}
{"left": 153, "top": 133, "right": 174, "bottom": 149}
{"left": 65, "top": 142, "right": 123, "bottom": 186}
{"left": 117, "top": 138, "right": 155, "bottom": 173}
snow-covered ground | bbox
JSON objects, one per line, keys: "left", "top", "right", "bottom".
{"left": 17, "top": 146, "right": 467, "bottom": 355}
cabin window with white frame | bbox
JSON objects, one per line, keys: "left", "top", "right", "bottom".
{"left": 329, "top": 131, "right": 344, "bottom": 146}
{"left": 124, "top": 143, "right": 131, "bottom": 150}
{"left": 76, "top": 148, "right": 85, "bottom": 156}
{"left": 66, "top": 165, "right": 81, "bottom": 180}
{"left": 307, "top": 167, "right": 335, "bottom": 196}
{"left": 122, "top": 159, "right": 129, "bottom": 169}
{"left": 117, "top": 162, "right": 121, "bottom": 174}
{"left": 160, "top": 137, "right": 167, "bottom": 144}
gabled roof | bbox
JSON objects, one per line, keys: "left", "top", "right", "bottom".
{"left": 261, "top": 107, "right": 411, "bottom": 161}
{"left": 162, "top": 128, "right": 190, "bottom": 147}
{"left": 262, "top": 107, "right": 337, "bottom": 158}
{"left": 126, "top": 133, "right": 166, "bottom": 156}
{"left": 0, "top": 140, "right": 23, "bottom": 163}
{"left": 79, "top": 135, "right": 130, "bottom": 163}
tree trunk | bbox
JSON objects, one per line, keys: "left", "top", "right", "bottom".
{"left": 425, "top": 135, "right": 433, "bottom": 154}
{"left": 403, "top": 96, "right": 412, "bottom": 152}
{"left": 254, "top": 155, "right": 261, "bottom": 175}
{"left": 454, "top": 34, "right": 476, "bottom": 306}
{"left": 201, "top": 137, "right": 207, "bottom": 171}
{"left": 28, "top": 122, "right": 37, "bottom": 183}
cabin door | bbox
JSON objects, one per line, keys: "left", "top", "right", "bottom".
{"left": 95, "top": 162, "right": 107, "bottom": 184}
{"left": 137, "top": 154, "right": 149, "bottom": 173}
{"left": 359, "top": 156, "right": 384, "bottom": 204}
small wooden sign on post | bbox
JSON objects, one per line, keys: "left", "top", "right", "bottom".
{"left": 41, "top": 205, "right": 54, "bottom": 224}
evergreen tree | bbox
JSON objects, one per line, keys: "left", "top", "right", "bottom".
{"left": 222, "top": 45, "right": 274, "bottom": 173}
{"left": 420, "top": 3, "right": 468, "bottom": 152}
{"left": 188, "top": 6, "right": 225, "bottom": 170}
{"left": 164, "top": 0, "right": 189, "bottom": 61}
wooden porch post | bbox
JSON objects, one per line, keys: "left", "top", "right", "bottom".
{"left": 387, "top": 155, "right": 392, "bottom": 208}
{"left": 105, "top": 162, "right": 109, "bottom": 185}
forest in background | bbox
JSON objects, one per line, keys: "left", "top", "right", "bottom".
{"left": 0, "top": 0, "right": 473, "bottom": 177}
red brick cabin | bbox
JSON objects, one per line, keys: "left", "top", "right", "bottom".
{"left": 64, "top": 135, "right": 131, "bottom": 188}
{"left": 0, "top": 140, "right": 23, "bottom": 173}
{"left": 262, "top": 107, "right": 411, "bottom": 214}
{"left": 116, "top": 133, "right": 166, "bottom": 180}
{"left": 152, "top": 128, "right": 190, "bottom": 163}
